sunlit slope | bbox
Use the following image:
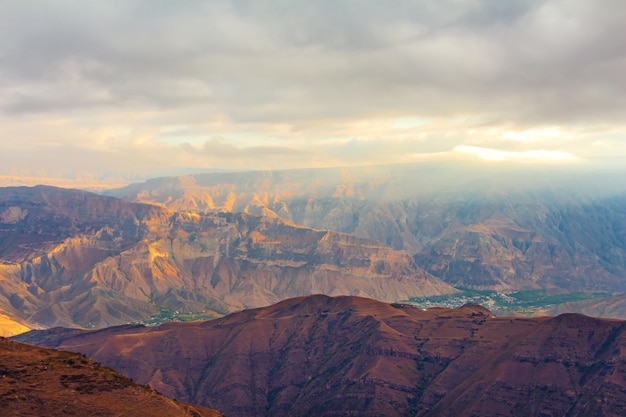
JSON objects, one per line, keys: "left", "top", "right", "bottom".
{"left": 0, "top": 310, "right": 31, "bottom": 336}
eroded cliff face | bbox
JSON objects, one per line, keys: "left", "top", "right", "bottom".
{"left": 109, "top": 167, "right": 626, "bottom": 292}
{"left": 17, "top": 295, "right": 626, "bottom": 417}
{"left": 0, "top": 186, "right": 453, "bottom": 328}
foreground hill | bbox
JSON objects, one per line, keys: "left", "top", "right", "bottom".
{"left": 17, "top": 295, "right": 626, "bottom": 417}
{"left": 0, "top": 337, "right": 223, "bottom": 417}
{"left": 109, "top": 164, "right": 626, "bottom": 293}
{"left": 0, "top": 185, "right": 452, "bottom": 329}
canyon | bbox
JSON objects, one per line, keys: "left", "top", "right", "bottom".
{"left": 0, "top": 185, "right": 452, "bottom": 330}
{"left": 109, "top": 164, "right": 626, "bottom": 294}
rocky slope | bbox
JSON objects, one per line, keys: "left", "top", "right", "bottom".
{"left": 108, "top": 164, "right": 626, "bottom": 293}
{"left": 16, "top": 295, "right": 626, "bottom": 417}
{"left": 0, "top": 337, "right": 223, "bottom": 417}
{"left": 0, "top": 185, "right": 452, "bottom": 329}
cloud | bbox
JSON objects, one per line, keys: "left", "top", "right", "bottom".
{"left": 455, "top": 145, "right": 578, "bottom": 163}
{"left": 502, "top": 128, "right": 564, "bottom": 143}
{"left": 182, "top": 138, "right": 311, "bottom": 159}
{"left": 0, "top": 0, "right": 624, "bottom": 179}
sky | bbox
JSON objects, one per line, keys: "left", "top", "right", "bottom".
{"left": 0, "top": 0, "right": 624, "bottom": 183}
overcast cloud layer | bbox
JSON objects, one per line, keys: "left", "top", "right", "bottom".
{"left": 0, "top": 0, "right": 624, "bottom": 181}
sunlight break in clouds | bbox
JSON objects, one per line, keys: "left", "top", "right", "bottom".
{"left": 502, "top": 128, "right": 564, "bottom": 143}
{"left": 455, "top": 146, "right": 578, "bottom": 163}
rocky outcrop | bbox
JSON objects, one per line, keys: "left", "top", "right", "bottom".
{"left": 0, "top": 186, "right": 453, "bottom": 329}
{"left": 16, "top": 295, "right": 626, "bottom": 417}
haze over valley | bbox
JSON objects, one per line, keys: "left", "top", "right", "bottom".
{"left": 109, "top": 163, "right": 626, "bottom": 306}
{"left": 1, "top": 163, "right": 626, "bottom": 335}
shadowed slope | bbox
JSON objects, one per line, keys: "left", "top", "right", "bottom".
{"left": 16, "top": 295, "right": 626, "bottom": 417}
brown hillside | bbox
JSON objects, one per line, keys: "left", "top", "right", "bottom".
{"left": 0, "top": 337, "right": 223, "bottom": 417}
{"left": 16, "top": 295, "right": 626, "bottom": 417}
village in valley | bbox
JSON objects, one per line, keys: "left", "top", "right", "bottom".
{"left": 407, "top": 289, "right": 613, "bottom": 316}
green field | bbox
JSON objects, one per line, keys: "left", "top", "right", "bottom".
{"left": 141, "top": 306, "right": 219, "bottom": 326}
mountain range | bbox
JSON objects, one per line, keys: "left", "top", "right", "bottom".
{"left": 0, "top": 185, "right": 451, "bottom": 331}
{"left": 15, "top": 294, "right": 626, "bottom": 417}
{"left": 1, "top": 161, "right": 625, "bottom": 334}
{"left": 3, "top": 166, "right": 626, "bottom": 415}
{"left": 109, "top": 164, "right": 626, "bottom": 294}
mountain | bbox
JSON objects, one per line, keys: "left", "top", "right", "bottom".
{"left": 16, "top": 294, "right": 626, "bottom": 417}
{"left": 108, "top": 164, "right": 626, "bottom": 293}
{"left": 0, "top": 310, "right": 31, "bottom": 337}
{"left": 0, "top": 185, "right": 452, "bottom": 329}
{"left": 538, "top": 293, "right": 626, "bottom": 319}
{"left": 0, "top": 337, "right": 223, "bottom": 417}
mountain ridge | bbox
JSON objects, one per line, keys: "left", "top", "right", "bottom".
{"left": 16, "top": 294, "right": 626, "bottom": 417}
